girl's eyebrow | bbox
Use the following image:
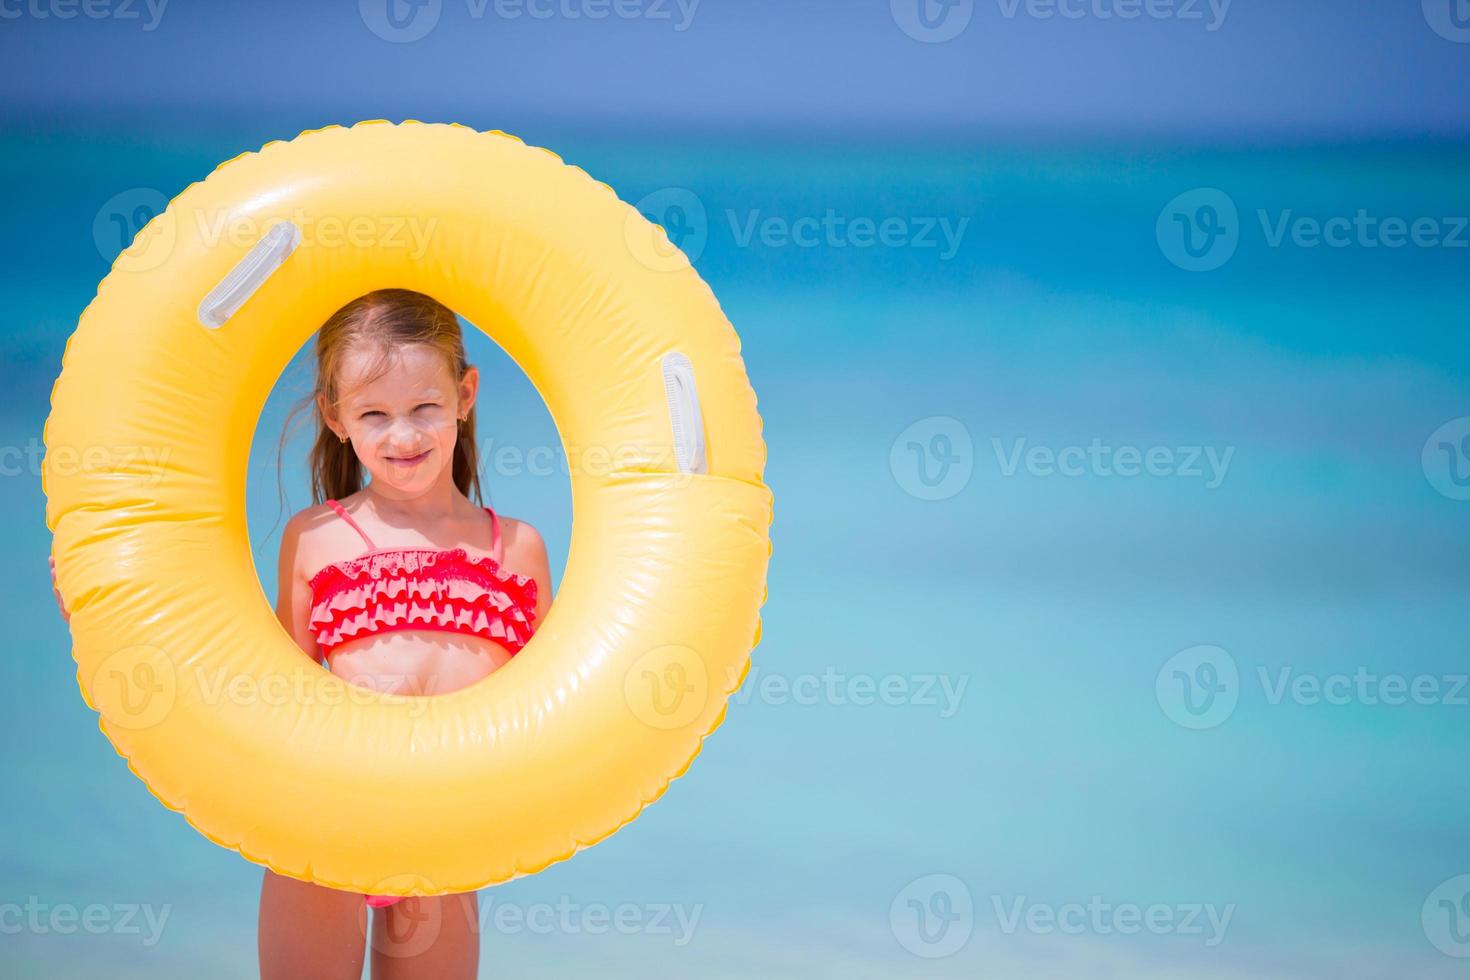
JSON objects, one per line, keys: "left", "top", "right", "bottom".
{"left": 348, "top": 389, "right": 445, "bottom": 410}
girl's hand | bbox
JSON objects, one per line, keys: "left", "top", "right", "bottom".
{"left": 50, "top": 554, "right": 70, "bottom": 624}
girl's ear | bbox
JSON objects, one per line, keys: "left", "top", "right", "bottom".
{"left": 458, "top": 365, "right": 480, "bottom": 418}
{"left": 317, "top": 392, "right": 342, "bottom": 440}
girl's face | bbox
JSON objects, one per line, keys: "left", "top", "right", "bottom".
{"left": 322, "top": 343, "right": 479, "bottom": 497}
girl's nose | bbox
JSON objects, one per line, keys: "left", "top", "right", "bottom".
{"left": 385, "top": 416, "right": 430, "bottom": 449}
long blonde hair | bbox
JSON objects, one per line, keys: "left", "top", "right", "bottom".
{"left": 281, "top": 288, "right": 485, "bottom": 506}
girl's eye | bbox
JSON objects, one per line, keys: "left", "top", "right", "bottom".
{"left": 354, "top": 405, "right": 437, "bottom": 420}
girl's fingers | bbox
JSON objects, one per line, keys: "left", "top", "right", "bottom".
{"left": 50, "top": 555, "right": 70, "bottom": 622}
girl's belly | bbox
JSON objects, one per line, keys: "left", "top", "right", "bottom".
{"left": 327, "top": 629, "right": 514, "bottom": 696}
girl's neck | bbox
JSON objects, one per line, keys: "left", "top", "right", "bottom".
{"left": 360, "top": 476, "right": 467, "bottom": 526}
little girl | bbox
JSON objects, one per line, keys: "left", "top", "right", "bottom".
{"left": 54, "top": 288, "right": 553, "bottom": 980}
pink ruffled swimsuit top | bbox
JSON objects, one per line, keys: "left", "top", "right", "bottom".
{"left": 307, "top": 499, "right": 539, "bottom": 659}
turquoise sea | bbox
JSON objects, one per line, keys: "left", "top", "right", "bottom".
{"left": 3, "top": 123, "right": 1469, "bottom": 977}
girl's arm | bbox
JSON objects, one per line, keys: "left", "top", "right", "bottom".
{"left": 275, "top": 513, "right": 324, "bottom": 665}
{"left": 509, "top": 520, "right": 554, "bottom": 625}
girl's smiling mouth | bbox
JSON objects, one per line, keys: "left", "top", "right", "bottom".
{"left": 386, "top": 450, "right": 431, "bottom": 466}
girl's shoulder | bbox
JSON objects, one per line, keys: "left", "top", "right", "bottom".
{"left": 280, "top": 498, "right": 367, "bottom": 581}
{"left": 494, "top": 512, "right": 543, "bottom": 555}
{"left": 494, "top": 513, "right": 549, "bottom": 592}
{"left": 282, "top": 497, "right": 358, "bottom": 541}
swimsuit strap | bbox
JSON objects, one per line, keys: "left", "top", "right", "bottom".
{"left": 485, "top": 506, "right": 502, "bottom": 563}
{"left": 325, "top": 499, "right": 377, "bottom": 550}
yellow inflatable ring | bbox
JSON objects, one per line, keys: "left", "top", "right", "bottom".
{"left": 43, "top": 120, "right": 773, "bottom": 898}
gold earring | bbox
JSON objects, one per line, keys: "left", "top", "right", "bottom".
{"left": 338, "top": 432, "right": 348, "bottom": 444}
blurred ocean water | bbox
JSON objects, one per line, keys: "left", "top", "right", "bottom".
{"left": 2, "top": 124, "right": 1468, "bottom": 977}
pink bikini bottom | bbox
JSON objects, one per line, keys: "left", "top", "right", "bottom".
{"left": 365, "top": 894, "right": 404, "bottom": 908}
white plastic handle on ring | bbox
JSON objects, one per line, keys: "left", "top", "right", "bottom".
{"left": 662, "top": 351, "right": 707, "bottom": 475}
{"left": 197, "top": 220, "right": 303, "bottom": 329}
